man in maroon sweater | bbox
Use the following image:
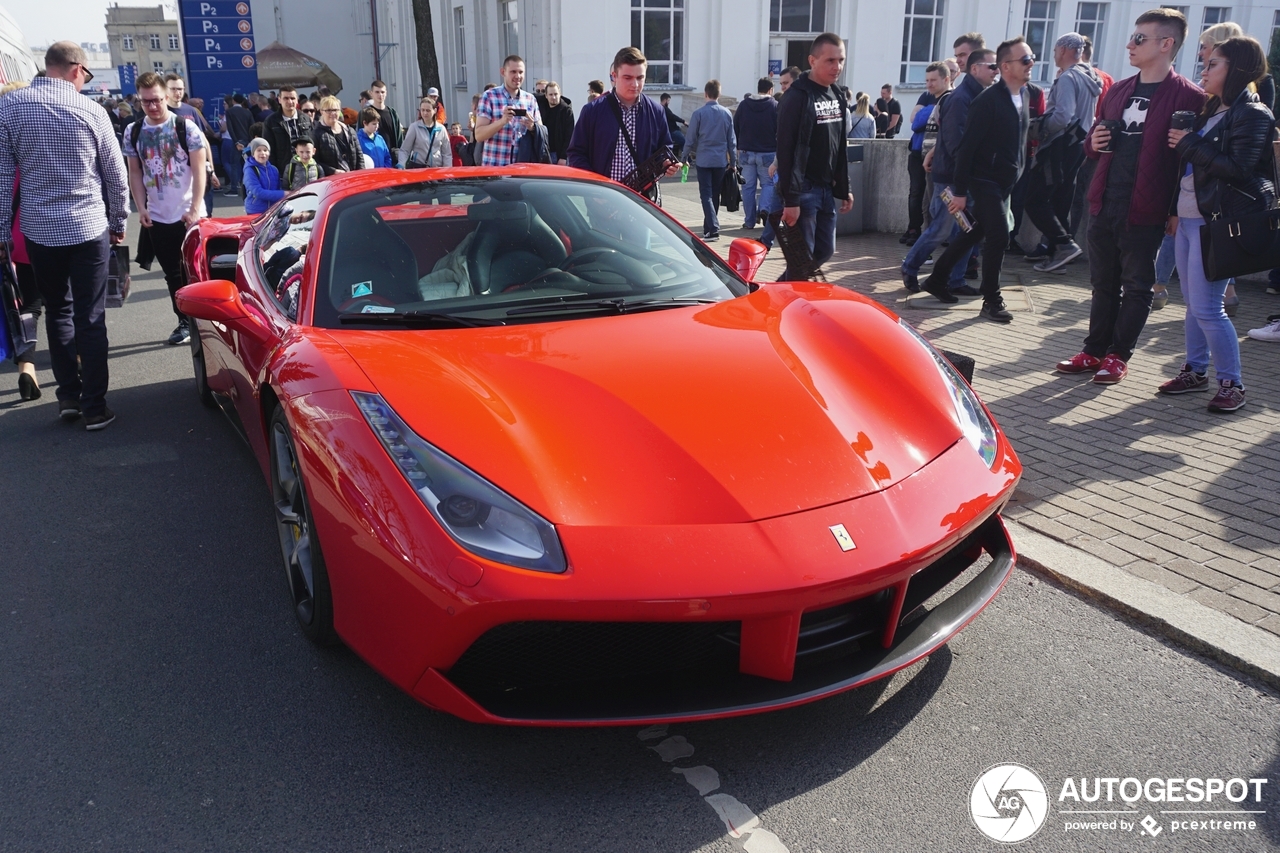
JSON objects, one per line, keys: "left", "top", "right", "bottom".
{"left": 1055, "top": 8, "right": 1205, "bottom": 384}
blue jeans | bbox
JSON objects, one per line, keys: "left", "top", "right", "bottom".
{"left": 903, "top": 182, "right": 967, "bottom": 288}
{"left": 696, "top": 165, "right": 725, "bottom": 236}
{"left": 1176, "top": 217, "right": 1241, "bottom": 384}
{"left": 782, "top": 181, "right": 836, "bottom": 279}
{"left": 221, "top": 137, "right": 241, "bottom": 188}
{"left": 1155, "top": 232, "right": 1176, "bottom": 285}
{"left": 758, "top": 174, "right": 781, "bottom": 248}
{"left": 739, "top": 150, "right": 775, "bottom": 226}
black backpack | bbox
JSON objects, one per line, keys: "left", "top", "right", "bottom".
{"left": 129, "top": 115, "right": 190, "bottom": 157}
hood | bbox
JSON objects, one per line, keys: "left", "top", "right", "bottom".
{"left": 1067, "top": 63, "right": 1104, "bottom": 97}
{"left": 333, "top": 286, "right": 967, "bottom": 527}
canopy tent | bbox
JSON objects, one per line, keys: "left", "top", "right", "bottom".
{"left": 255, "top": 41, "right": 343, "bottom": 94}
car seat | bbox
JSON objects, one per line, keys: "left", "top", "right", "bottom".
{"left": 465, "top": 201, "right": 568, "bottom": 294}
{"left": 329, "top": 209, "right": 420, "bottom": 307}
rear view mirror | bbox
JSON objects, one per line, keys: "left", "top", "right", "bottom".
{"left": 175, "top": 280, "right": 247, "bottom": 323}
{"left": 728, "top": 238, "right": 768, "bottom": 283}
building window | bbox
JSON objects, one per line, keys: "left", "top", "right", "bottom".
{"left": 770, "top": 0, "right": 826, "bottom": 33}
{"left": 149, "top": 33, "right": 161, "bottom": 50}
{"left": 631, "top": 0, "right": 684, "bottom": 85}
{"left": 900, "top": 0, "right": 945, "bottom": 84}
{"left": 122, "top": 34, "right": 134, "bottom": 51}
{"left": 499, "top": 0, "right": 518, "bottom": 59}
{"left": 454, "top": 7, "right": 467, "bottom": 87}
{"left": 1074, "top": 2, "right": 1106, "bottom": 58}
{"left": 1023, "top": 0, "right": 1058, "bottom": 82}
{"left": 168, "top": 33, "right": 179, "bottom": 50}
{"left": 153, "top": 61, "right": 164, "bottom": 73}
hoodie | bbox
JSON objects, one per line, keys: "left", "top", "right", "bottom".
{"left": 734, "top": 94, "right": 778, "bottom": 153}
{"left": 1040, "top": 63, "right": 1103, "bottom": 147}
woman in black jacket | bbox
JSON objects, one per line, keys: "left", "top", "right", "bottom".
{"left": 1163, "top": 36, "right": 1274, "bottom": 413}
{"left": 311, "top": 95, "right": 365, "bottom": 175}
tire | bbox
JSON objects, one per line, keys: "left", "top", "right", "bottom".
{"left": 189, "top": 325, "right": 217, "bottom": 408}
{"left": 268, "top": 406, "right": 338, "bottom": 645}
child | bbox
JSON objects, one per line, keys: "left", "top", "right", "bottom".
{"left": 283, "top": 137, "right": 322, "bottom": 189}
{"left": 357, "top": 107, "right": 394, "bottom": 168}
{"left": 243, "top": 138, "right": 286, "bottom": 215}
{"left": 448, "top": 122, "right": 468, "bottom": 167}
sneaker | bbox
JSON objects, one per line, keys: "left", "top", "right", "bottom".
{"left": 923, "top": 280, "right": 960, "bottom": 304}
{"left": 899, "top": 229, "right": 920, "bottom": 244}
{"left": 1207, "top": 380, "right": 1246, "bottom": 412}
{"left": 167, "top": 322, "right": 190, "bottom": 346}
{"left": 902, "top": 270, "right": 921, "bottom": 293}
{"left": 222, "top": 187, "right": 239, "bottom": 197}
{"left": 1247, "top": 318, "right": 1280, "bottom": 341}
{"left": 1006, "top": 240, "right": 1026, "bottom": 256}
{"left": 84, "top": 407, "right": 116, "bottom": 431}
{"left": 1151, "top": 288, "right": 1170, "bottom": 310}
{"left": 1055, "top": 352, "right": 1102, "bottom": 374}
{"left": 742, "top": 220, "right": 756, "bottom": 229}
{"left": 965, "top": 265, "right": 979, "bottom": 280}
{"left": 1033, "top": 240, "right": 1083, "bottom": 273}
{"left": 703, "top": 231, "right": 720, "bottom": 242}
{"left": 1092, "top": 354, "right": 1128, "bottom": 384}
{"left": 980, "top": 300, "right": 1013, "bottom": 323}
{"left": 1267, "top": 285, "right": 1279, "bottom": 295}
{"left": 58, "top": 400, "right": 82, "bottom": 421}
{"left": 1158, "top": 364, "right": 1209, "bottom": 394}
{"left": 949, "top": 284, "right": 981, "bottom": 296}
{"left": 904, "top": 232, "right": 920, "bottom": 246}
{"left": 1025, "top": 243, "right": 1052, "bottom": 261}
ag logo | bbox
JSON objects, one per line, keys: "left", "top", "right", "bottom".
{"left": 970, "top": 764, "right": 1049, "bottom": 843}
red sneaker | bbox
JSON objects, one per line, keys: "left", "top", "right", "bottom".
{"left": 1092, "top": 354, "right": 1128, "bottom": 384}
{"left": 1055, "top": 352, "right": 1102, "bottom": 374}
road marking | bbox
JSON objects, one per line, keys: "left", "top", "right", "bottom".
{"left": 639, "top": 725, "right": 791, "bottom": 852}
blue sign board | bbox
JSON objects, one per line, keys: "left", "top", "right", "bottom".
{"left": 768, "top": 60, "right": 782, "bottom": 76}
{"left": 118, "top": 63, "right": 137, "bottom": 96}
{"left": 177, "top": 0, "right": 259, "bottom": 121}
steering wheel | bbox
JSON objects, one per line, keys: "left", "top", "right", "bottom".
{"left": 337, "top": 293, "right": 398, "bottom": 313}
{"left": 558, "top": 247, "right": 662, "bottom": 289}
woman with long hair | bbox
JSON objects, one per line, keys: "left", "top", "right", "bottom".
{"left": 1162, "top": 36, "right": 1274, "bottom": 412}
{"left": 848, "top": 92, "right": 875, "bottom": 139}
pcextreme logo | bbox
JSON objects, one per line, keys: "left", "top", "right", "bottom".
{"left": 970, "top": 765, "right": 1269, "bottom": 844}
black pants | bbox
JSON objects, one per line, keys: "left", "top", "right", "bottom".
{"left": 907, "top": 149, "right": 927, "bottom": 232}
{"left": 1069, "top": 158, "right": 1097, "bottom": 239}
{"left": 14, "top": 261, "right": 42, "bottom": 365}
{"left": 1025, "top": 140, "right": 1085, "bottom": 248}
{"left": 25, "top": 232, "right": 111, "bottom": 416}
{"left": 147, "top": 220, "right": 189, "bottom": 321}
{"left": 1083, "top": 199, "right": 1166, "bottom": 363}
{"left": 1008, "top": 168, "right": 1030, "bottom": 240}
{"left": 923, "top": 180, "right": 1009, "bottom": 302}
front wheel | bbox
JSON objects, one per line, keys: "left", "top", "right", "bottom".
{"left": 269, "top": 406, "right": 338, "bottom": 645}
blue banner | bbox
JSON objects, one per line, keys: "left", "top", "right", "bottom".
{"left": 118, "top": 63, "right": 137, "bottom": 96}
{"left": 178, "top": 0, "right": 259, "bottom": 122}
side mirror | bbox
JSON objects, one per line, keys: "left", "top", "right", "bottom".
{"left": 728, "top": 238, "right": 768, "bottom": 283}
{"left": 175, "top": 280, "right": 247, "bottom": 323}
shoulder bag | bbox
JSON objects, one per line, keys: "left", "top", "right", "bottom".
{"left": 1198, "top": 135, "right": 1280, "bottom": 281}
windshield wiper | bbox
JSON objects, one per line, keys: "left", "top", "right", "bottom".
{"left": 338, "top": 310, "right": 504, "bottom": 328}
{"left": 506, "top": 297, "right": 719, "bottom": 318}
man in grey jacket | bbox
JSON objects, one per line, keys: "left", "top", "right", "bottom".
{"left": 1025, "top": 32, "right": 1103, "bottom": 272}
{"left": 684, "top": 79, "right": 737, "bottom": 240}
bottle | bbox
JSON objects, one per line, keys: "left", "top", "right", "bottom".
{"left": 681, "top": 163, "right": 689, "bottom": 183}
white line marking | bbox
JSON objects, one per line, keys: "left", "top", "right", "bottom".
{"left": 650, "top": 735, "right": 695, "bottom": 762}
{"left": 705, "top": 793, "right": 761, "bottom": 838}
{"left": 743, "top": 828, "right": 791, "bottom": 853}
{"left": 637, "top": 724, "right": 669, "bottom": 742}
{"left": 673, "top": 765, "right": 721, "bottom": 795}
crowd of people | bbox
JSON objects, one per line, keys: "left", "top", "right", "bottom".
{"left": 3, "top": 13, "right": 1279, "bottom": 430}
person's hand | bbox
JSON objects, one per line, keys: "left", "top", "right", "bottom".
{"left": 1091, "top": 124, "right": 1111, "bottom": 152}
{"left": 923, "top": 148, "right": 935, "bottom": 173}
{"left": 767, "top": 161, "right": 777, "bottom": 178}
{"left": 138, "top": 208, "right": 153, "bottom": 228}
{"left": 947, "top": 194, "right": 967, "bottom": 215}
{"left": 1166, "top": 215, "right": 1178, "bottom": 237}
{"left": 664, "top": 162, "right": 681, "bottom": 177}
{"left": 781, "top": 205, "right": 800, "bottom": 227}
{"left": 109, "top": 231, "right": 125, "bottom": 245}
{"left": 498, "top": 106, "right": 515, "bottom": 126}
{"left": 839, "top": 196, "right": 854, "bottom": 214}
{"left": 1168, "top": 128, "right": 1189, "bottom": 149}
{"left": 182, "top": 205, "right": 201, "bottom": 227}
{"left": 210, "top": 172, "right": 221, "bottom": 189}
{"left": 236, "top": 142, "right": 245, "bottom": 151}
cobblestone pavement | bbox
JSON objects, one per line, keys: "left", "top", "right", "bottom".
{"left": 659, "top": 176, "right": 1280, "bottom": 638}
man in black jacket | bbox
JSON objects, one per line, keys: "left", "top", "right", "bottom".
{"left": 922, "top": 36, "right": 1034, "bottom": 322}
{"left": 775, "top": 32, "right": 853, "bottom": 280}
{"left": 263, "top": 86, "right": 313, "bottom": 174}
{"left": 734, "top": 77, "right": 778, "bottom": 229}
{"left": 537, "top": 81, "right": 575, "bottom": 163}
{"left": 222, "top": 94, "right": 254, "bottom": 195}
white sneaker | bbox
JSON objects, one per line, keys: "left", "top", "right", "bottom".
{"left": 1248, "top": 319, "right": 1280, "bottom": 341}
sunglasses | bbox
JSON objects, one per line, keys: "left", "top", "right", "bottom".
{"left": 75, "top": 63, "right": 94, "bottom": 83}
{"left": 977, "top": 62, "right": 1000, "bottom": 71}
{"left": 1128, "top": 33, "right": 1172, "bottom": 46}
{"left": 301, "top": 107, "right": 317, "bottom": 113}
{"left": 1004, "top": 54, "right": 1036, "bottom": 66}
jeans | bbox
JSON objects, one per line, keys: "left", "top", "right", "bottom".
{"left": 25, "top": 232, "right": 111, "bottom": 416}
{"left": 782, "top": 181, "right": 837, "bottom": 280}
{"left": 148, "top": 220, "right": 189, "bottom": 321}
{"left": 903, "top": 182, "right": 968, "bottom": 288}
{"left": 1155, "top": 232, "right": 1176, "bottom": 285}
{"left": 1176, "top": 217, "right": 1241, "bottom": 383}
{"left": 740, "top": 150, "right": 775, "bottom": 227}
{"left": 906, "top": 149, "right": 927, "bottom": 233}
{"left": 1083, "top": 200, "right": 1166, "bottom": 362}
{"left": 696, "top": 165, "right": 725, "bottom": 236}
{"left": 923, "top": 179, "right": 1009, "bottom": 301}
{"left": 671, "top": 130, "right": 686, "bottom": 158}
{"left": 221, "top": 137, "right": 241, "bottom": 189}
{"left": 1025, "top": 139, "right": 1085, "bottom": 248}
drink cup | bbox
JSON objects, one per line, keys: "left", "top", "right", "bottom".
{"left": 1096, "top": 119, "right": 1124, "bottom": 153}
{"left": 1170, "top": 110, "right": 1196, "bottom": 131}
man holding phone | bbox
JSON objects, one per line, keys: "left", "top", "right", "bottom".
{"left": 475, "top": 55, "right": 541, "bottom": 166}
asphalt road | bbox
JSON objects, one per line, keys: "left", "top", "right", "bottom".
{"left": 2, "top": 199, "right": 1279, "bottom": 852}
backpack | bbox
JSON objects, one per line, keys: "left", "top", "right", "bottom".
{"left": 129, "top": 115, "right": 189, "bottom": 158}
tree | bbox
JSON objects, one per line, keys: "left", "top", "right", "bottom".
{"left": 411, "top": 0, "right": 441, "bottom": 99}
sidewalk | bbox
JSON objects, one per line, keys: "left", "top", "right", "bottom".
{"left": 658, "top": 176, "right": 1280, "bottom": 686}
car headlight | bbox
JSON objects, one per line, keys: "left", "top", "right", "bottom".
{"left": 352, "top": 391, "right": 568, "bottom": 573}
{"left": 898, "top": 319, "right": 998, "bottom": 468}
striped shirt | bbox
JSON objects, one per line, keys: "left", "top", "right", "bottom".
{"left": 0, "top": 77, "right": 130, "bottom": 246}
{"left": 610, "top": 98, "right": 639, "bottom": 183}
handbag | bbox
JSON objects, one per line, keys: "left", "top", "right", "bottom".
{"left": 1, "top": 257, "right": 36, "bottom": 363}
{"left": 1197, "top": 136, "right": 1280, "bottom": 281}
{"left": 106, "top": 244, "right": 131, "bottom": 308}
{"left": 720, "top": 166, "right": 742, "bottom": 212}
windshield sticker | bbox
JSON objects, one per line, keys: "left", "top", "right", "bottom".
{"left": 352, "top": 281, "right": 374, "bottom": 297}
{"left": 361, "top": 305, "right": 396, "bottom": 313}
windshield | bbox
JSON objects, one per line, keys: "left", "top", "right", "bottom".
{"left": 312, "top": 176, "right": 748, "bottom": 328}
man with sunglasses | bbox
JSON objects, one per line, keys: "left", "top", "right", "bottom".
{"left": 921, "top": 37, "right": 1036, "bottom": 322}
{"left": 1056, "top": 8, "right": 1205, "bottom": 384}
{"left": 0, "top": 42, "right": 128, "bottom": 429}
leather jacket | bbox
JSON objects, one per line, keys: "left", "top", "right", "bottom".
{"left": 1175, "top": 90, "right": 1277, "bottom": 220}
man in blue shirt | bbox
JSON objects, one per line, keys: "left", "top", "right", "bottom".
{"left": 684, "top": 80, "right": 737, "bottom": 240}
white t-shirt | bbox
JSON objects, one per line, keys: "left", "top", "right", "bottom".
{"left": 123, "top": 114, "right": 207, "bottom": 225}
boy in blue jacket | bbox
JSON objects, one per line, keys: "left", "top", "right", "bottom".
{"left": 358, "top": 108, "right": 395, "bottom": 168}
{"left": 244, "top": 138, "right": 286, "bottom": 214}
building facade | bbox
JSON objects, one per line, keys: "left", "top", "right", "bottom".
{"left": 105, "top": 4, "right": 184, "bottom": 79}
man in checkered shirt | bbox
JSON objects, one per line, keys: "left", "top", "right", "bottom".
{"left": 0, "top": 42, "right": 129, "bottom": 431}
{"left": 474, "top": 55, "right": 541, "bottom": 166}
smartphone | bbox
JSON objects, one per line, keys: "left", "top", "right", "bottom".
{"left": 510, "top": 108, "right": 528, "bottom": 116}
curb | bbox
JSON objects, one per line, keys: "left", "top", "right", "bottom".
{"left": 1007, "top": 521, "right": 1280, "bottom": 692}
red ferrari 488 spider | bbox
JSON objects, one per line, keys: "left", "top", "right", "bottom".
{"left": 177, "top": 165, "right": 1020, "bottom": 726}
